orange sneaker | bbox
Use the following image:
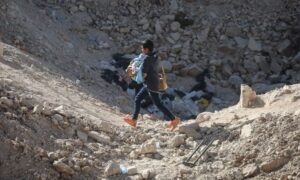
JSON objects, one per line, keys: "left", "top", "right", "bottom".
{"left": 169, "top": 117, "right": 180, "bottom": 131}
{"left": 123, "top": 115, "right": 137, "bottom": 127}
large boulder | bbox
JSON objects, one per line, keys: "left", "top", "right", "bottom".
{"left": 239, "top": 84, "right": 264, "bottom": 108}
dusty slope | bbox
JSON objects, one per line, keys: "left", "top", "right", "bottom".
{"left": 0, "top": 0, "right": 299, "bottom": 179}
{"left": 1, "top": 42, "right": 300, "bottom": 179}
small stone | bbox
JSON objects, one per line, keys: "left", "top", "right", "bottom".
{"left": 260, "top": 157, "right": 290, "bottom": 173}
{"left": 76, "top": 130, "right": 88, "bottom": 142}
{"left": 241, "top": 124, "right": 252, "bottom": 138}
{"left": 255, "top": 55, "right": 270, "bottom": 73}
{"left": 120, "top": 27, "right": 130, "bottom": 33}
{"left": 196, "top": 112, "right": 211, "bottom": 122}
{"left": 33, "top": 104, "right": 43, "bottom": 114}
{"left": 155, "top": 20, "right": 163, "bottom": 34}
{"left": 170, "top": 0, "right": 179, "bottom": 12}
{"left": 0, "top": 97, "right": 13, "bottom": 108}
{"left": 53, "top": 160, "right": 75, "bottom": 175}
{"left": 162, "top": 61, "right": 173, "bottom": 73}
{"left": 127, "top": 166, "right": 138, "bottom": 175}
{"left": 243, "top": 60, "right": 259, "bottom": 73}
{"left": 178, "top": 122, "right": 201, "bottom": 139}
{"left": 140, "top": 139, "right": 157, "bottom": 154}
{"left": 170, "top": 21, "right": 181, "bottom": 32}
{"left": 53, "top": 114, "right": 64, "bottom": 123}
{"left": 129, "top": 150, "right": 139, "bottom": 159}
{"left": 270, "top": 60, "right": 282, "bottom": 74}
{"left": 172, "top": 61, "right": 185, "bottom": 71}
{"left": 170, "top": 32, "right": 181, "bottom": 41}
{"left": 228, "top": 75, "right": 243, "bottom": 89}
{"left": 248, "top": 37, "right": 262, "bottom": 51}
{"left": 88, "top": 131, "right": 111, "bottom": 144}
{"left": 78, "top": 5, "right": 86, "bottom": 11}
{"left": 48, "top": 152, "right": 60, "bottom": 161}
{"left": 104, "top": 161, "right": 121, "bottom": 177}
{"left": 242, "top": 163, "right": 259, "bottom": 178}
{"left": 82, "top": 166, "right": 92, "bottom": 174}
{"left": 277, "top": 39, "right": 291, "bottom": 53}
{"left": 226, "top": 26, "right": 241, "bottom": 37}
{"left": 186, "top": 65, "right": 203, "bottom": 77}
{"left": 141, "top": 169, "right": 155, "bottom": 179}
{"left": 234, "top": 37, "right": 248, "bottom": 48}
{"left": 198, "top": 27, "right": 210, "bottom": 43}
{"left": 168, "top": 135, "right": 185, "bottom": 147}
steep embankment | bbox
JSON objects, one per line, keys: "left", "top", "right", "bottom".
{"left": 1, "top": 43, "right": 300, "bottom": 179}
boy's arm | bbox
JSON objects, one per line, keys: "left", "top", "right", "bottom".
{"left": 142, "top": 57, "right": 150, "bottom": 78}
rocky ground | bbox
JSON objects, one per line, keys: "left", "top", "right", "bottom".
{"left": 0, "top": 0, "right": 300, "bottom": 179}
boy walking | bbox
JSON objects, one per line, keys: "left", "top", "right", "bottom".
{"left": 124, "top": 40, "right": 180, "bottom": 131}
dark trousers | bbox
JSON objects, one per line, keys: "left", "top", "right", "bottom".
{"left": 132, "top": 86, "right": 175, "bottom": 121}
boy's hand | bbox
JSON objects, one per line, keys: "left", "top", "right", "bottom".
{"left": 142, "top": 73, "right": 147, "bottom": 78}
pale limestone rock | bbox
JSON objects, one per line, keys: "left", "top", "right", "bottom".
{"left": 53, "top": 160, "right": 75, "bottom": 175}
{"left": 240, "top": 124, "right": 252, "bottom": 138}
{"left": 242, "top": 163, "right": 259, "bottom": 178}
{"left": 33, "top": 104, "right": 43, "bottom": 114}
{"left": 239, "top": 84, "right": 264, "bottom": 108}
{"left": 196, "top": 112, "right": 212, "bottom": 122}
{"left": 139, "top": 139, "right": 157, "bottom": 154}
{"left": 260, "top": 157, "right": 290, "bottom": 173}
{"left": 168, "top": 134, "right": 185, "bottom": 147}
{"left": 88, "top": 131, "right": 111, "bottom": 144}
{"left": 178, "top": 122, "right": 201, "bottom": 139}
{"left": 127, "top": 166, "right": 138, "bottom": 175}
{"left": 0, "top": 97, "right": 13, "bottom": 108}
{"left": 104, "top": 161, "right": 121, "bottom": 177}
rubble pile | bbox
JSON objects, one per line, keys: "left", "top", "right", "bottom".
{"left": 40, "top": 0, "right": 300, "bottom": 89}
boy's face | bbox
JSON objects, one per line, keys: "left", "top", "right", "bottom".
{"left": 141, "top": 46, "right": 150, "bottom": 54}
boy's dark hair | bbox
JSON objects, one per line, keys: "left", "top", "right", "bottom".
{"left": 142, "top": 40, "right": 154, "bottom": 51}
